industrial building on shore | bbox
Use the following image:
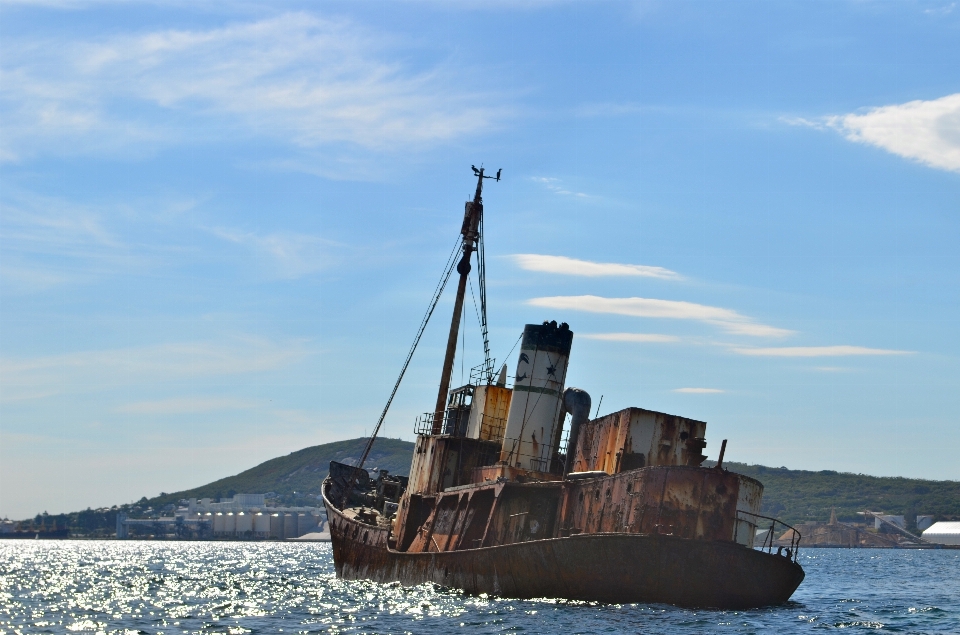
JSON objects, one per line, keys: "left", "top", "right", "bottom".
{"left": 921, "top": 522, "right": 960, "bottom": 545}
{"left": 116, "top": 493, "right": 328, "bottom": 540}
{"left": 769, "top": 511, "right": 960, "bottom": 548}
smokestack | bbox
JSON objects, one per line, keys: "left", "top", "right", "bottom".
{"left": 500, "top": 321, "right": 573, "bottom": 471}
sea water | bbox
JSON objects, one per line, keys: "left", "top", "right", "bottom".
{"left": 1, "top": 541, "right": 958, "bottom": 634}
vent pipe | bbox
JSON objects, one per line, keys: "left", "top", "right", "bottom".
{"left": 561, "top": 387, "right": 591, "bottom": 475}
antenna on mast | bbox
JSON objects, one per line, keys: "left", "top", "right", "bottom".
{"left": 469, "top": 166, "right": 501, "bottom": 383}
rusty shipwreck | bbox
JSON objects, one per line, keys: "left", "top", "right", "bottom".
{"left": 323, "top": 167, "right": 804, "bottom": 608}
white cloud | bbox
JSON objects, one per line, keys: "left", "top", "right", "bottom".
{"left": 0, "top": 13, "right": 510, "bottom": 160}
{"left": 528, "top": 295, "right": 793, "bottom": 337}
{"left": 673, "top": 387, "right": 724, "bottom": 394}
{"left": 581, "top": 332, "right": 679, "bottom": 343}
{"left": 512, "top": 254, "right": 681, "bottom": 279}
{"left": 116, "top": 397, "right": 259, "bottom": 415}
{"left": 824, "top": 94, "right": 960, "bottom": 173}
{"left": 732, "top": 345, "right": 912, "bottom": 357}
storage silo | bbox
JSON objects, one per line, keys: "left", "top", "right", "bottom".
{"left": 224, "top": 513, "right": 237, "bottom": 536}
{"left": 269, "top": 513, "right": 283, "bottom": 539}
{"left": 917, "top": 515, "right": 935, "bottom": 532}
{"left": 298, "top": 513, "right": 319, "bottom": 536}
{"left": 875, "top": 515, "right": 905, "bottom": 531}
{"left": 499, "top": 321, "right": 573, "bottom": 472}
{"left": 922, "top": 521, "right": 960, "bottom": 545}
{"left": 283, "top": 513, "right": 298, "bottom": 539}
{"left": 235, "top": 512, "right": 252, "bottom": 536}
{"left": 254, "top": 513, "right": 270, "bottom": 537}
{"left": 213, "top": 512, "right": 225, "bottom": 535}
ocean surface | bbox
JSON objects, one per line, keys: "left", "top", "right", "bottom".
{"left": 1, "top": 541, "right": 958, "bottom": 634}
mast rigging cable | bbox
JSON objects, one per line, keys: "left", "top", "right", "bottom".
{"left": 356, "top": 236, "right": 461, "bottom": 470}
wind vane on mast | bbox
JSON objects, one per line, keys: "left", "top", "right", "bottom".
{"left": 472, "top": 165, "right": 502, "bottom": 182}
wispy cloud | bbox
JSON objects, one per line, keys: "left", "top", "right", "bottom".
{"left": 528, "top": 295, "right": 793, "bottom": 338}
{"left": 0, "top": 189, "right": 215, "bottom": 293}
{"left": 0, "top": 336, "right": 310, "bottom": 403}
{"left": 512, "top": 254, "right": 681, "bottom": 279}
{"left": 209, "top": 226, "right": 342, "bottom": 279}
{"left": 732, "top": 345, "right": 912, "bottom": 357}
{"left": 673, "top": 387, "right": 724, "bottom": 394}
{"left": 530, "top": 177, "right": 589, "bottom": 198}
{"left": 923, "top": 2, "right": 956, "bottom": 15}
{"left": 581, "top": 332, "right": 679, "bottom": 343}
{"left": 0, "top": 189, "right": 149, "bottom": 291}
{"left": 0, "top": 13, "right": 510, "bottom": 161}
{"left": 116, "top": 397, "right": 259, "bottom": 415}
{"left": 786, "top": 93, "right": 960, "bottom": 174}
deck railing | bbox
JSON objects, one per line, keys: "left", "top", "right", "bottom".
{"left": 737, "top": 509, "right": 801, "bottom": 563}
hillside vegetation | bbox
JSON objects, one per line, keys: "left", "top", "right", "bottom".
{"left": 27, "top": 438, "right": 959, "bottom": 536}
{"left": 148, "top": 437, "right": 414, "bottom": 508}
{"left": 148, "top": 438, "right": 959, "bottom": 528}
{"left": 723, "top": 462, "right": 960, "bottom": 529}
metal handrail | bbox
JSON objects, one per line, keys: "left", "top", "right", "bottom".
{"left": 410, "top": 415, "right": 569, "bottom": 475}
{"left": 414, "top": 411, "right": 508, "bottom": 439}
{"left": 414, "top": 412, "right": 440, "bottom": 435}
{"left": 737, "top": 509, "right": 802, "bottom": 563}
{"left": 470, "top": 359, "right": 497, "bottom": 385}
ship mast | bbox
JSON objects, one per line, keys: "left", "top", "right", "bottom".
{"left": 355, "top": 166, "right": 500, "bottom": 472}
{"left": 432, "top": 166, "right": 500, "bottom": 433}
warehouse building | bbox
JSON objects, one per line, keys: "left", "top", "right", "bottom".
{"left": 921, "top": 522, "right": 960, "bottom": 546}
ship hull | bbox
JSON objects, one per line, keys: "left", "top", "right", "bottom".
{"left": 324, "top": 489, "right": 804, "bottom": 609}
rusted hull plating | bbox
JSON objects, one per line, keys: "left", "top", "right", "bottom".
{"left": 324, "top": 487, "right": 804, "bottom": 609}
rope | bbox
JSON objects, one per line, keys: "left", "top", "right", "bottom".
{"left": 357, "top": 235, "right": 462, "bottom": 470}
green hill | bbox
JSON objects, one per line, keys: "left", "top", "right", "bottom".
{"left": 30, "top": 438, "right": 960, "bottom": 537}
{"left": 146, "top": 438, "right": 958, "bottom": 529}
{"left": 721, "top": 462, "right": 960, "bottom": 530}
{"left": 147, "top": 437, "right": 414, "bottom": 508}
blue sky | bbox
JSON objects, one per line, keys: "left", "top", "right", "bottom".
{"left": 1, "top": 1, "right": 959, "bottom": 519}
